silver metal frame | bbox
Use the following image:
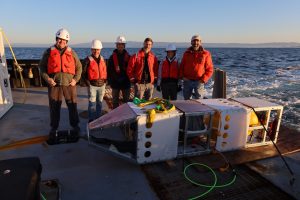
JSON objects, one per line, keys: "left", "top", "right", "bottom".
{"left": 177, "top": 111, "right": 214, "bottom": 157}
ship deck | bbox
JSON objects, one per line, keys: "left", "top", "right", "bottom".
{"left": 0, "top": 87, "right": 300, "bottom": 200}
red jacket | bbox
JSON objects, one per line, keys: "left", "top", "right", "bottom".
{"left": 87, "top": 56, "right": 107, "bottom": 80}
{"left": 47, "top": 46, "right": 75, "bottom": 75}
{"left": 127, "top": 49, "right": 158, "bottom": 84}
{"left": 159, "top": 58, "right": 179, "bottom": 80}
{"left": 179, "top": 47, "right": 213, "bottom": 83}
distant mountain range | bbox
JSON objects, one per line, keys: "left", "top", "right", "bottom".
{"left": 8, "top": 41, "right": 300, "bottom": 48}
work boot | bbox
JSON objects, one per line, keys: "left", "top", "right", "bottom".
{"left": 67, "top": 129, "right": 79, "bottom": 143}
{"left": 47, "top": 129, "right": 58, "bottom": 145}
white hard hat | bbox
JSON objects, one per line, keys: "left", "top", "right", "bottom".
{"left": 191, "top": 34, "right": 201, "bottom": 41}
{"left": 166, "top": 44, "right": 177, "bottom": 51}
{"left": 116, "top": 36, "right": 126, "bottom": 44}
{"left": 56, "top": 28, "right": 70, "bottom": 41}
{"left": 91, "top": 39, "right": 103, "bottom": 49}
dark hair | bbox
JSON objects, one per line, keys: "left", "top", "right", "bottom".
{"left": 56, "top": 37, "right": 68, "bottom": 43}
{"left": 144, "top": 37, "right": 153, "bottom": 44}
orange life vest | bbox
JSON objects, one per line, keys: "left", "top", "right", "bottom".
{"left": 87, "top": 56, "right": 107, "bottom": 80}
{"left": 160, "top": 58, "right": 179, "bottom": 79}
{"left": 47, "top": 46, "right": 75, "bottom": 75}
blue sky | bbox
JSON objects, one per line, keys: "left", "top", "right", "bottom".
{"left": 1, "top": 0, "right": 300, "bottom": 44}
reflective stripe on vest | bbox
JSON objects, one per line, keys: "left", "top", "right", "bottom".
{"left": 87, "top": 56, "right": 107, "bottom": 80}
{"left": 47, "top": 46, "right": 75, "bottom": 75}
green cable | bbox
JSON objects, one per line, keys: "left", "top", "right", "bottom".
{"left": 40, "top": 192, "right": 47, "bottom": 200}
{"left": 184, "top": 163, "right": 237, "bottom": 199}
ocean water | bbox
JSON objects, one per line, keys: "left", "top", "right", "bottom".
{"left": 4, "top": 47, "right": 300, "bottom": 130}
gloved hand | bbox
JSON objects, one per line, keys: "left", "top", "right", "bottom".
{"left": 156, "top": 85, "right": 161, "bottom": 92}
{"left": 177, "top": 85, "right": 182, "bottom": 92}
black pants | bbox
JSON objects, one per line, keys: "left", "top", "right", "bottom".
{"left": 112, "top": 88, "right": 131, "bottom": 109}
{"left": 161, "top": 82, "right": 178, "bottom": 100}
{"left": 48, "top": 86, "right": 79, "bottom": 129}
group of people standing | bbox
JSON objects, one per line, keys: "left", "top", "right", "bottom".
{"left": 39, "top": 28, "right": 214, "bottom": 137}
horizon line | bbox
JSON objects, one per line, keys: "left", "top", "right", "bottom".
{"left": 9, "top": 41, "right": 300, "bottom": 45}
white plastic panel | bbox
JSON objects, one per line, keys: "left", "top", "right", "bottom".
{"left": 197, "top": 99, "right": 248, "bottom": 152}
{"left": 0, "top": 28, "right": 13, "bottom": 118}
{"left": 128, "top": 103, "right": 181, "bottom": 163}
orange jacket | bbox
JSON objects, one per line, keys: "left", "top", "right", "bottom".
{"left": 127, "top": 49, "right": 158, "bottom": 84}
{"left": 87, "top": 56, "right": 107, "bottom": 80}
{"left": 179, "top": 47, "right": 213, "bottom": 83}
{"left": 159, "top": 58, "right": 179, "bottom": 79}
{"left": 47, "top": 46, "right": 75, "bottom": 75}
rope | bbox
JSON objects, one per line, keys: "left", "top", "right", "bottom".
{"left": 40, "top": 193, "right": 47, "bottom": 200}
{"left": 184, "top": 163, "right": 217, "bottom": 199}
{"left": 184, "top": 148, "right": 237, "bottom": 199}
{"left": 133, "top": 97, "right": 175, "bottom": 112}
{"left": 133, "top": 97, "right": 175, "bottom": 128}
{"left": 184, "top": 162, "right": 236, "bottom": 199}
{"left": 0, "top": 28, "right": 27, "bottom": 103}
{"left": 229, "top": 98, "right": 295, "bottom": 185}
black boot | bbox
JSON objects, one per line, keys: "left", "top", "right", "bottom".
{"left": 47, "top": 129, "right": 58, "bottom": 145}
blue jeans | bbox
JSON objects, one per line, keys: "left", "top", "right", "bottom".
{"left": 183, "top": 80, "right": 205, "bottom": 100}
{"left": 88, "top": 84, "right": 106, "bottom": 120}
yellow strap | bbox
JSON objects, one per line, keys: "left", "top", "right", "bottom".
{"left": 146, "top": 109, "right": 156, "bottom": 128}
{"left": 139, "top": 98, "right": 175, "bottom": 113}
{"left": 138, "top": 97, "right": 160, "bottom": 107}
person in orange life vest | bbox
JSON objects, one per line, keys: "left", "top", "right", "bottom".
{"left": 156, "top": 44, "right": 181, "bottom": 100}
{"left": 127, "top": 37, "right": 158, "bottom": 100}
{"left": 107, "top": 36, "right": 131, "bottom": 109}
{"left": 39, "top": 28, "right": 82, "bottom": 135}
{"left": 179, "top": 35, "right": 214, "bottom": 100}
{"left": 82, "top": 39, "right": 107, "bottom": 122}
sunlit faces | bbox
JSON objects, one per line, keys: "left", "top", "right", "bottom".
{"left": 56, "top": 38, "right": 68, "bottom": 49}
{"left": 116, "top": 43, "right": 125, "bottom": 52}
{"left": 167, "top": 51, "right": 176, "bottom": 59}
{"left": 143, "top": 41, "right": 153, "bottom": 53}
{"left": 191, "top": 39, "right": 201, "bottom": 51}
{"left": 91, "top": 48, "right": 101, "bottom": 58}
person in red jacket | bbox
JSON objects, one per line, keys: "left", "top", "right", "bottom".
{"left": 39, "top": 28, "right": 82, "bottom": 136}
{"left": 127, "top": 38, "right": 158, "bottom": 100}
{"left": 156, "top": 44, "right": 180, "bottom": 100}
{"left": 82, "top": 39, "right": 107, "bottom": 122}
{"left": 180, "top": 35, "right": 214, "bottom": 100}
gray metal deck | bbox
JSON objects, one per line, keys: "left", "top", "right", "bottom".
{"left": 0, "top": 87, "right": 158, "bottom": 200}
{"left": 1, "top": 87, "right": 300, "bottom": 200}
